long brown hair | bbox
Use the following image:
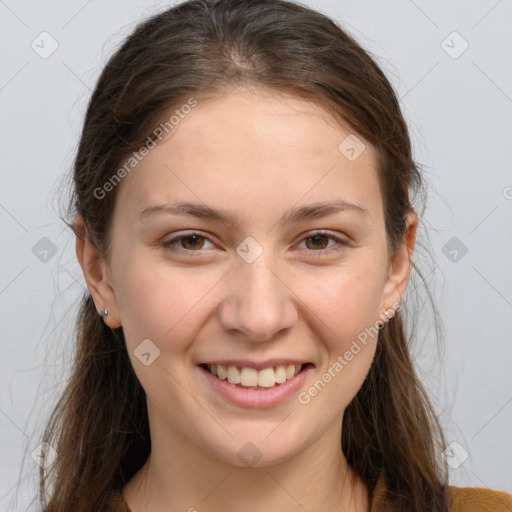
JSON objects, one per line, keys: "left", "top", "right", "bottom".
{"left": 40, "top": 0, "right": 449, "bottom": 510}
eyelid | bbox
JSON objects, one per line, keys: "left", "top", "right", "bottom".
{"left": 161, "top": 229, "right": 349, "bottom": 256}
{"left": 162, "top": 230, "right": 217, "bottom": 254}
{"left": 295, "top": 230, "right": 349, "bottom": 255}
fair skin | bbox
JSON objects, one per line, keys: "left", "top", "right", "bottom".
{"left": 75, "top": 86, "right": 417, "bottom": 512}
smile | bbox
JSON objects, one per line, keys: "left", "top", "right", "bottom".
{"left": 197, "top": 362, "right": 315, "bottom": 408}
{"left": 202, "top": 363, "right": 305, "bottom": 389}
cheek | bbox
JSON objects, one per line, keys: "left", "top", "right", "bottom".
{"left": 294, "top": 265, "right": 383, "bottom": 403}
{"left": 298, "top": 265, "right": 384, "bottom": 342}
{"left": 112, "top": 252, "right": 224, "bottom": 351}
{"left": 111, "top": 255, "right": 226, "bottom": 398}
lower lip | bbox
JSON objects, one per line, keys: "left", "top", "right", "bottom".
{"left": 198, "top": 365, "right": 313, "bottom": 408}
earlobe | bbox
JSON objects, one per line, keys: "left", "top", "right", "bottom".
{"left": 379, "top": 210, "right": 418, "bottom": 319}
{"left": 73, "top": 215, "right": 122, "bottom": 328}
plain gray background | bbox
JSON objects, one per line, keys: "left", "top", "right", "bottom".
{"left": 1, "top": 0, "right": 511, "bottom": 509}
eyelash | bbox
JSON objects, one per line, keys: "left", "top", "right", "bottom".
{"left": 162, "top": 230, "right": 348, "bottom": 257}
{"left": 297, "top": 231, "right": 349, "bottom": 256}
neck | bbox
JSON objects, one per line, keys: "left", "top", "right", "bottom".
{"left": 122, "top": 419, "right": 369, "bottom": 512}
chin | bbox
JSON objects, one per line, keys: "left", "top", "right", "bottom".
{"left": 202, "top": 429, "right": 305, "bottom": 469}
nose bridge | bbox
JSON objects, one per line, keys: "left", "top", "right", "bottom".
{"left": 219, "top": 250, "right": 297, "bottom": 341}
{"left": 242, "top": 257, "right": 281, "bottom": 308}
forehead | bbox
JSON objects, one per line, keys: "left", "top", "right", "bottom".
{"left": 113, "top": 87, "right": 382, "bottom": 224}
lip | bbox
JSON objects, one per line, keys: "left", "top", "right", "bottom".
{"left": 197, "top": 359, "right": 312, "bottom": 371}
{"left": 197, "top": 363, "right": 314, "bottom": 408}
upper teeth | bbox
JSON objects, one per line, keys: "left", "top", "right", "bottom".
{"left": 208, "top": 364, "right": 302, "bottom": 388}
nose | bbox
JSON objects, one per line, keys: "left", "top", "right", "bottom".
{"left": 218, "top": 256, "right": 299, "bottom": 342}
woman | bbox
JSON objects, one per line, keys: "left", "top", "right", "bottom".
{"left": 39, "top": 0, "right": 512, "bottom": 511}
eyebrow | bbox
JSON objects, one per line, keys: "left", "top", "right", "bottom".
{"left": 138, "top": 199, "right": 369, "bottom": 229}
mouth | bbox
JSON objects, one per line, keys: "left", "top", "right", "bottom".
{"left": 198, "top": 362, "right": 315, "bottom": 390}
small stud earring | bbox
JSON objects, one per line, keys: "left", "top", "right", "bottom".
{"left": 383, "top": 308, "right": 395, "bottom": 318}
{"left": 100, "top": 308, "right": 108, "bottom": 320}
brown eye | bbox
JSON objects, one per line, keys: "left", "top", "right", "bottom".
{"left": 304, "top": 234, "right": 330, "bottom": 250}
{"left": 296, "top": 231, "right": 348, "bottom": 257}
{"left": 179, "top": 234, "right": 206, "bottom": 250}
{"left": 162, "top": 232, "right": 215, "bottom": 254}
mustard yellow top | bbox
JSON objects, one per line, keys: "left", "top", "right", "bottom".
{"left": 107, "top": 473, "right": 512, "bottom": 511}
{"left": 368, "top": 474, "right": 512, "bottom": 512}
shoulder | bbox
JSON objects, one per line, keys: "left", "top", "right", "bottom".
{"left": 447, "top": 484, "right": 512, "bottom": 512}
{"left": 370, "top": 473, "right": 512, "bottom": 512}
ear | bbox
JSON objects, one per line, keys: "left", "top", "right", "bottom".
{"left": 74, "top": 214, "right": 122, "bottom": 328}
{"left": 379, "top": 210, "right": 418, "bottom": 322}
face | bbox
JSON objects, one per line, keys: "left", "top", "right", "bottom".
{"left": 81, "top": 86, "right": 414, "bottom": 468}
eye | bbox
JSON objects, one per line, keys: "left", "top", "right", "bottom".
{"left": 297, "top": 231, "right": 348, "bottom": 255}
{"left": 162, "top": 232, "right": 215, "bottom": 254}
